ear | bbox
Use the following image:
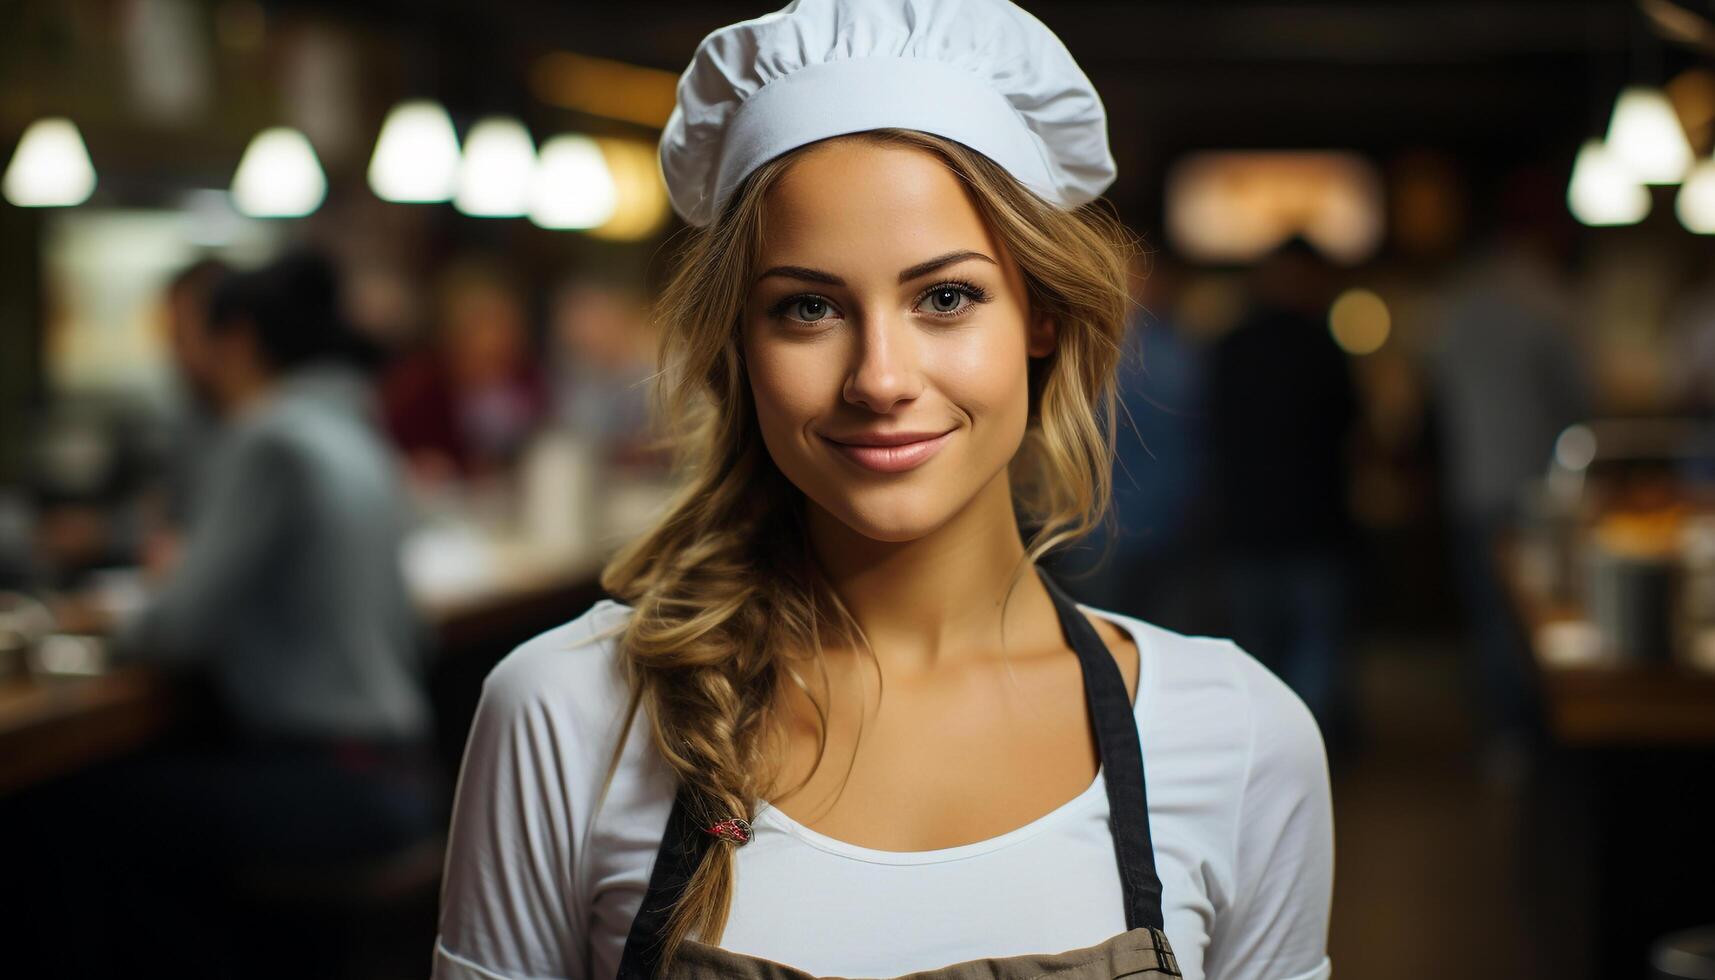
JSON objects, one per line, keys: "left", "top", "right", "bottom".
{"left": 1026, "top": 313, "right": 1057, "bottom": 358}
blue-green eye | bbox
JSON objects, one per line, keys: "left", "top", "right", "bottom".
{"left": 790, "top": 297, "right": 831, "bottom": 322}
{"left": 923, "top": 287, "right": 964, "bottom": 313}
{"left": 916, "top": 280, "right": 991, "bottom": 318}
{"left": 768, "top": 294, "right": 836, "bottom": 324}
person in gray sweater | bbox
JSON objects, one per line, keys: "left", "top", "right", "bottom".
{"left": 117, "top": 274, "right": 432, "bottom": 746}
{"left": 17, "top": 250, "right": 443, "bottom": 979}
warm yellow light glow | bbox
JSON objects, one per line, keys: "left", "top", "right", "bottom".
{"left": 455, "top": 117, "right": 536, "bottom": 217}
{"left": 368, "top": 100, "right": 461, "bottom": 203}
{"left": 1605, "top": 86, "right": 1694, "bottom": 184}
{"left": 530, "top": 134, "right": 617, "bottom": 230}
{"left": 1328, "top": 288, "right": 1390, "bottom": 356}
{"left": 588, "top": 137, "right": 670, "bottom": 241}
{"left": 530, "top": 52, "right": 679, "bottom": 128}
{"left": 1567, "top": 139, "right": 1650, "bottom": 226}
{"left": 230, "top": 127, "right": 325, "bottom": 218}
{"left": 1677, "top": 157, "right": 1715, "bottom": 233}
{"left": 3, "top": 118, "right": 97, "bottom": 207}
{"left": 1165, "top": 151, "right": 1384, "bottom": 264}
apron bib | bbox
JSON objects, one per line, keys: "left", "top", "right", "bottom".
{"left": 616, "top": 567, "right": 1183, "bottom": 979}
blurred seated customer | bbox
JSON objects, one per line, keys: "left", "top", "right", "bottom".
{"left": 15, "top": 262, "right": 231, "bottom": 591}
{"left": 118, "top": 249, "right": 434, "bottom": 749}
{"left": 380, "top": 256, "right": 548, "bottom": 484}
{"left": 546, "top": 277, "right": 663, "bottom": 470}
{"left": 23, "top": 249, "right": 442, "bottom": 977}
{"left": 1206, "top": 236, "right": 1360, "bottom": 742}
{"left": 135, "top": 257, "right": 230, "bottom": 566}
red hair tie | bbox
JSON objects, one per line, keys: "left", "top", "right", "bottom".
{"left": 704, "top": 817, "right": 753, "bottom": 845}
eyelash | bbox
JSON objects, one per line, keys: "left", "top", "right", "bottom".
{"left": 766, "top": 279, "right": 993, "bottom": 325}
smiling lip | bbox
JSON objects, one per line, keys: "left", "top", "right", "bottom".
{"left": 821, "top": 429, "right": 954, "bottom": 473}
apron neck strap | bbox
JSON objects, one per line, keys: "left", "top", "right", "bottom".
{"left": 615, "top": 565, "right": 1167, "bottom": 979}
{"left": 1036, "top": 564, "right": 1167, "bottom": 932}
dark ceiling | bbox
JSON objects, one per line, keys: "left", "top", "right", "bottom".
{"left": 272, "top": 0, "right": 1707, "bottom": 210}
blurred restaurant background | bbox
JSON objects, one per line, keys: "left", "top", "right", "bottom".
{"left": 1, "top": 0, "right": 1714, "bottom": 977}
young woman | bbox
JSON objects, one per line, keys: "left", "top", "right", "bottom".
{"left": 433, "top": 2, "right": 1333, "bottom": 978}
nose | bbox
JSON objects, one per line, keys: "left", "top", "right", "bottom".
{"left": 842, "top": 312, "right": 923, "bottom": 414}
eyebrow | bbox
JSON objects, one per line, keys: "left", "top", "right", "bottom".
{"left": 755, "top": 250, "right": 997, "bottom": 288}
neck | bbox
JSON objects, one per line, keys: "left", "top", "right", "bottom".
{"left": 804, "top": 470, "right": 1061, "bottom": 676}
{"left": 220, "top": 370, "right": 277, "bottom": 421}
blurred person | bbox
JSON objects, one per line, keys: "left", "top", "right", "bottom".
{"left": 1205, "top": 236, "right": 1360, "bottom": 741}
{"left": 17, "top": 249, "right": 442, "bottom": 978}
{"left": 17, "top": 262, "right": 230, "bottom": 590}
{"left": 1055, "top": 250, "right": 1212, "bottom": 632}
{"left": 381, "top": 256, "right": 548, "bottom": 483}
{"left": 433, "top": 3, "right": 1332, "bottom": 979}
{"left": 547, "top": 278, "right": 661, "bottom": 468}
{"left": 1665, "top": 262, "right": 1715, "bottom": 418}
{"left": 139, "top": 257, "right": 230, "bottom": 562}
{"left": 1428, "top": 202, "right": 1591, "bottom": 780}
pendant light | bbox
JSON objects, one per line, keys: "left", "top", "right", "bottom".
{"left": 1567, "top": 139, "right": 1650, "bottom": 226}
{"left": 529, "top": 134, "right": 617, "bottom": 230}
{"left": 368, "top": 99, "right": 461, "bottom": 203}
{"left": 1677, "top": 156, "right": 1715, "bottom": 233}
{"left": 454, "top": 116, "right": 536, "bottom": 217}
{"left": 1604, "top": 85, "right": 1694, "bottom": 183}
{"left": 2, "top": 117, "right": 97, "bottom": 207}
{"left": 230, "top": 127, "right": 326, "bottom": 218}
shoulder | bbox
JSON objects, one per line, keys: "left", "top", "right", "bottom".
{"left": 466, "top": 598, "right": 646, "bottom": 777}
{"left": 480, "top": 598, "right": 636, "bottom": 720}
{"left": 1117, "top": 613, "right": 1330, "bottom": 822}
{"left": 1117, "top": 614, "right": 1333, "bottom": 951}
{"left": 451, "top": 598, "right": 645, "bottom": 843}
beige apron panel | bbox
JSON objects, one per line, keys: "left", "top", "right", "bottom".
{"left": 667, "top": 925, "right": 1181, "bottom": 979}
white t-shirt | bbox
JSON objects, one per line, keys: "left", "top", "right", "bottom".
{"left": 432, "top": 597, "right": 1334, "bottom": 980}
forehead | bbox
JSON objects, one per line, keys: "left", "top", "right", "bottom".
{"left": 755, "top": 139, "right": 1000, "bottom": 271}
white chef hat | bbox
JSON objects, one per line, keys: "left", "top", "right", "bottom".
{"left": 658, "top": 0, "right": 1117, "bottom": 228}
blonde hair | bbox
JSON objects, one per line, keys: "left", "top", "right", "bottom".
{"left": 597, "top": 128, "right": 1138, "bottom": 974}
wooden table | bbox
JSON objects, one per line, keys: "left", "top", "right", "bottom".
{"left": 0, "top": 667, "right": 177, "bottom": 795}
{"left": 1498, "top": 537, "right": 1715, "bottom": 746}
{"left": 0, "top": 556, "right": 606, "bottom": 796}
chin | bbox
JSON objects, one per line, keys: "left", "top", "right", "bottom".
{"left": 816, "top": 489, "right": 963, "bottom": 544}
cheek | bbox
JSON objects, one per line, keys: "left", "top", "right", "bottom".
{"left": 744, "top": 339, "right": 829, "bottom": 440}
{"left": 936, "top": 330, "right": 1033, "bottom": 429}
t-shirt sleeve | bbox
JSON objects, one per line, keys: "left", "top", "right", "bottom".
{"left": 434, "top": 647, "right": 588, "bottom": 980}
{"left": 1203, "top": 642, "right": 1335, "bottom": 980}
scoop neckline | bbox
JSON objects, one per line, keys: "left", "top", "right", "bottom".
{"left": 749, "top": 603, "right": 1150, "bottom": 866}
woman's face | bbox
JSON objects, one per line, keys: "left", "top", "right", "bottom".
{"left": 741, "top": 139, "right": 1054, "bottom": 543}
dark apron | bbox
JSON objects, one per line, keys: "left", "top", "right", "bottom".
{"left": 615, "top": 567, "right": 1182, "bottom": 979}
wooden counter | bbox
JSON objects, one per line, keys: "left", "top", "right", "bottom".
{"left": 0, "top": 667, "right": 177, "bottom": 795}
{"left": 0, "top": 556, "right": 606, "bottom": 796}
{"left": 1498, "top": 537, "right": 1715, "bottom": 746}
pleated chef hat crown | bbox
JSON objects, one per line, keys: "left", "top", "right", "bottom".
{"left": 659, "top": 0, "right": 1117, "bottom": 227}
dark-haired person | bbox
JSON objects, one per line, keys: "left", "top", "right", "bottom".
{"left": 21, "top": 250, "right": 441, "bottom": 977}
{"left": 119, "top": 248, "right": 432, "bottom": 752}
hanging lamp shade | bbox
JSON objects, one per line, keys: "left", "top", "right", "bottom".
{"left": 368, "top": 99, "right": 461, "bottom": 203}
{"left": 1604, "top": 85, "right": 1694, "bottom": 184}
{"left": 3, "top": 117, "right": 97, "bottom": 207}
{"left": 1568, "top": 139, "right": 1650, "bottom": 226}
{"left": 1676, "top": 157, "right": 1715, "bottom": 233}
{"left": 529, "top": 134, "right": 617, "bottom": 229}
{"left": 230, "top": 127, "right": 326, "bottom": 218}
{"left": 454, "top": 116, "right": 536, "bottom": 217}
